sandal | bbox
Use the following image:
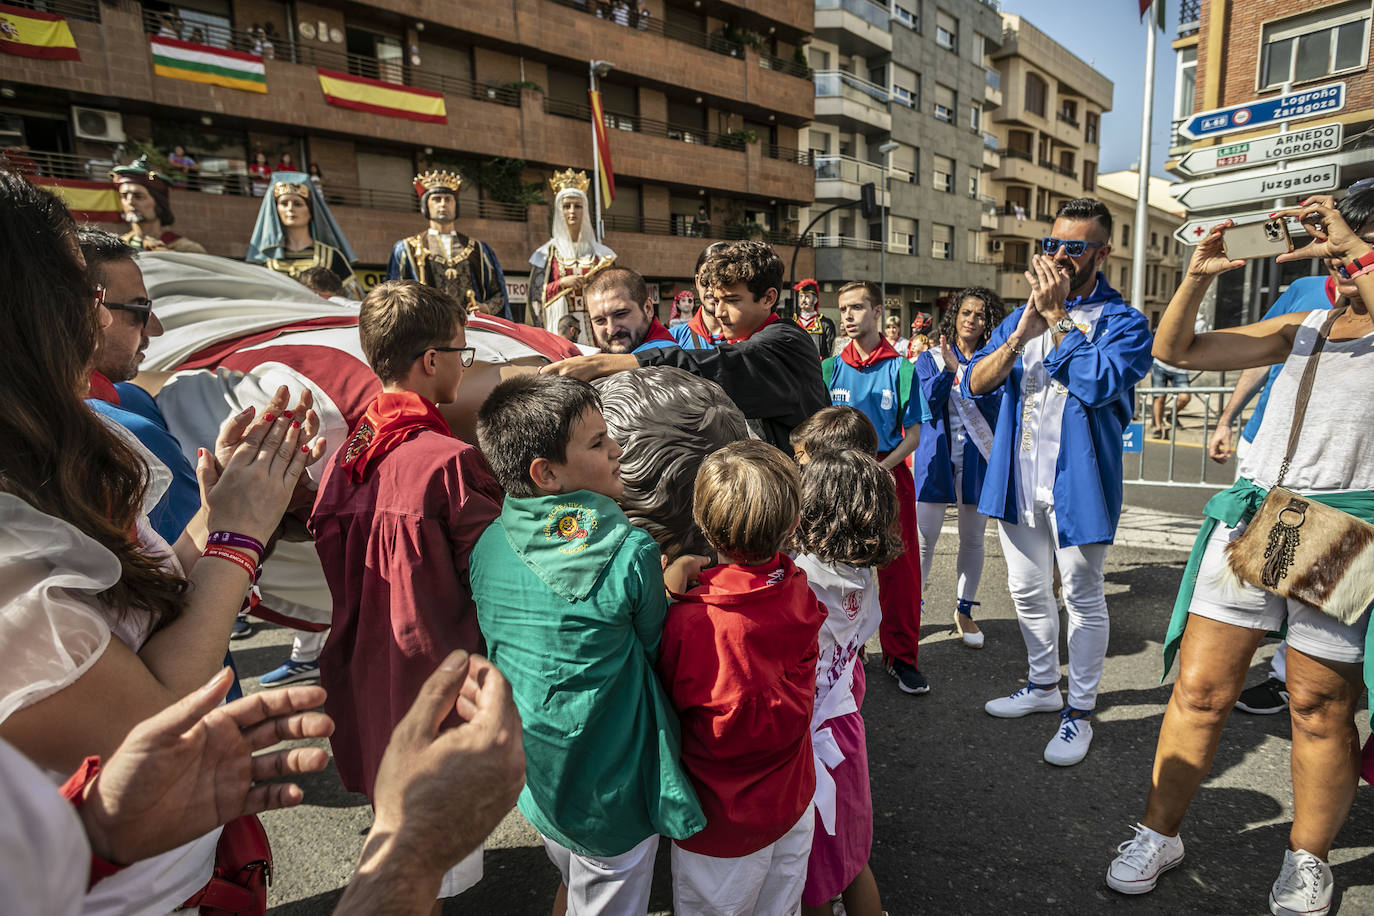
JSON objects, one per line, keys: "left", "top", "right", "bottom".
{"left": 955, "top": 598, "right": 984, "bottom": 649}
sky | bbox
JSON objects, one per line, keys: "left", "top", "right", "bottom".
{"left": 998, "top": 0, "right": 1180, "bottom": 180}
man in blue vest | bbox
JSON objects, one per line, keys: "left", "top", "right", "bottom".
{"left": 964, "top": 198, "right": 1153, "bottom": 766}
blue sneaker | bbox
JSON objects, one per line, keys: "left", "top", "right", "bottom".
{"left": 258, "top": 659, "right": 320, "bottom": 686}
{"left": 230, "top": 617, "right": 253, "bottom": 640}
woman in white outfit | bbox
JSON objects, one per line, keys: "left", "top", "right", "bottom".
{"left": 911, "top": 287, "right": 1005, "bottom": 647}
{"left": 1106, "top": 192, "right": 1374, "bottom": 916}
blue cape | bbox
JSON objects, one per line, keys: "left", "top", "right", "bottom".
{"left": 246, "top": 171, "right": 357, "bottom": 264}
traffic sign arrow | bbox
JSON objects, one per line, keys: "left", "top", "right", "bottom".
{"left": 1171, "top": 161, "right": 1340, "bottom": 210}
{"left": 1175, "top": 123, "right": 1343, "bottom": 177}
{"left": 1172, "top": 209, "right": 1299, "bottom": 247}
{"left": 1179, "top": 82, "right": 1346, "bottom": 140}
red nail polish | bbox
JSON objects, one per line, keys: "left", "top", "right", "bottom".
{"left": 283, "top": 410, "right": 294, "bottom": 420}
{"left": 262, "top": 412, "right": 274, "bottom": 422}
{"left": 291, "top": 421, "right": 300, "bottom": 429}
{"left": 300, "top": 444, "right": 310, "bottom": 453}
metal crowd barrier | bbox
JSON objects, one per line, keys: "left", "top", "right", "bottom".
{"left": 1125, "top": 385, "right": 1242, "bottom": 489}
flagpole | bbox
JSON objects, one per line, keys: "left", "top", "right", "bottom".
{"left": 1130, "top": 5, "right": 1156, "bottom": 314}
{"left": 588, "top": 60, "right": 602, "bottom": 242}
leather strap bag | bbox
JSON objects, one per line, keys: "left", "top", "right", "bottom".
{"left": 1225, "top": 303, "right": 1374, "bottom": 626}
{"left": 179, "top": 815, "right": 272, "bottom": 915}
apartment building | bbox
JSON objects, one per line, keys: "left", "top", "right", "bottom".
{"left": 1, "top": 0, "right": 816, "bottom": 314}
{"left": 801, "top": 0, "right": 1002, "bottom": 327}
{"left": 984, "top": 13, "right": 1112, "bottom": 306}
{"left": 1095, "top": 170, "right": 1186, "bottom": 328}
{"left": 1167, "top": 0, "right": 1374, "bottom": 327}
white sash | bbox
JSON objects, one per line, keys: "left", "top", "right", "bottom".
{"left": 951, "top": 361, "right": 995, "bottom": 462}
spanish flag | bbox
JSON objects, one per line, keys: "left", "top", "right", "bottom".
{"left": 588, "top": 90, "right": 616, "bottom": 204}
{"left": 31, "top": 177, "right": 121, "bottom": 222}
{"left": 0, "top": 3, "right": 80, "bottom": 60}
{"left": 317, "top": 68, "right": 447, "bottom": 124}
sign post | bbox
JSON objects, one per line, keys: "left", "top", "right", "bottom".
{"left": 1170, "top": 161, "right": 1339, "bottom": 211}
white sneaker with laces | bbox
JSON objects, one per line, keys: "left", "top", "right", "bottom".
{"left": 1043, "top": 708, "right": 1093, "bottom": 766}
{"left": 1269, "top": 848, "right": 1333, "bottom": 916}
{"left": 1106, "top": 823, "right": 1184, "bottom": 894}
{"left": 984, "top": 682, "right": 1062, "bottom": 718}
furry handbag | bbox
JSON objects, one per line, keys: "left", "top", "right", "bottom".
{"left": 1226, "top": 304, "right": 1374, "bottom": 626}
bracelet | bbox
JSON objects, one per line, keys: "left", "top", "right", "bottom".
{"left": 206, "top": 530, "right": 265, "bottom": 562}
{"left": 202, "top": 545, "right": 258, "bottom": 578}
{"left": 1004, "top": 338, "right": 1026, "bottom": 355}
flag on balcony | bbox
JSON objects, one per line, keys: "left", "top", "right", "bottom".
{"left": 0, "top": 3, "right": 80, "bottom": 60}
{"left": 31, "top": 177, "right": 120, "bottom": 222}
{"left": 150, "top": 35, "right": 265, "bottom": 93}
{"left": 588, "top": 89, "right": 616, "bottom": 204}
{"left": 1137, "top": 0, "right": 1167, "bottom": 31}
{"left": 317, "top": 69, "right": 447, "bottom": 124}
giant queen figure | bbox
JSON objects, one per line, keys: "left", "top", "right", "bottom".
{"left": 528, "top": 168, "right": 615, "bottom": 332}
{"left": 246, "top": 171, "right": 363, "bottom": 299}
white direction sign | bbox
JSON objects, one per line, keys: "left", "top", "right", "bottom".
{"left": 1176, "top": 123, "right": 1343, "bottom": 177}
{"left": 1171, "top": 161, "right": 1340, "bottom": 210}
{"left": 1172, "top": 209, "right": 1303, "bottom": 247}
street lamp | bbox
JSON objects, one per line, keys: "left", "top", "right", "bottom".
{"left": 877, "top": 141, "right": 899, "bottom": 313}
{"left": 589, "top": 59, "right": 615, "bottom": 241}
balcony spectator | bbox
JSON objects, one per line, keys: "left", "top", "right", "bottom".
{"left": 165, "top": 145, "right": 198, "bottom": 187}
{"left": 276, "top": 151, "right": 296, "bottom": 173}
{"left": 635, "top": 0, "right": 651, "bottom": 30}
{"left": 692, "top": 204, "right": 711, "bottom": 238}
{"left": 248, "top": 150, "right": 271, "bottom": 197}
{"left": 612, "top": 0, "right": 631, "bottom": 26}
{"left": 308, "top": 162, "right": 324, "bottom": 193}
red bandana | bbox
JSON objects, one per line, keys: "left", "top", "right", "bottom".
{"left": 795, "top": 313, "right": 821, "bottom": 333}
{"left": 87, "top": 370, "right": 120, "bottom": 405}
{"left": 687, "top": 308, "right": 723, "bottom": 344}
{"left": 840, "top": 337, "right": 900, "bottom": 368}
{"left": 725, "top": 311, "right": 779, "bottom": 345}
{"left": 642, "top": 317, "right": 675, "bottom": 344}
{"left": 340, "top": 391, "right": 451, "bottom": 483}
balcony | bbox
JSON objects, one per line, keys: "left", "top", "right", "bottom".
{"left": 990, "top": 204, "right": 1049, "bottom": 238}
{"left": 982, "top": 132, "right": 1002, "bottom": 169}
{"left": 984, "top": 68, "right": 1003, "bottom": 108}
{"left": 814, "top": 0, "right": 893, "bottom": 57}
{"left": 813, "top": 155, "right": 891, "bottom": 205}
{"left": 813, "top": 234, "right": 910, "bottom": 254}
{"left": 1178, "top": 0, "right": 1201, "bottom": 38}
{"left": 814, "top": 70, "right": 892, "bottom": 132}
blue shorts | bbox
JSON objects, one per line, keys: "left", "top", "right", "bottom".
{"left": 1151, "top": 365, "right": 1190, "bottom": 388}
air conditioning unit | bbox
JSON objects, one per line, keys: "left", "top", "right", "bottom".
{"left": 71, "top": 107, "right": 126, "bottom": 143}
{"left": 785, "top": 205, "right": 800, "bottom": 221}
{"left": 990, "top": 239, "right": 1003, "bottom": 252}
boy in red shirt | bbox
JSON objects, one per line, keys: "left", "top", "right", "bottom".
{"left": 658, "top": 439, "right": 827, "bottom": 914}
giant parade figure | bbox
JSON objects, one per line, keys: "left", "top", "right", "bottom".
{"left": 247, "top": 171, "right": 363, "bottom": 299}
{"left": 385, "top": 169, "right": 510, "bottom": 318}
{"left": 111, "top": 157, "right": 207, "bottom": 253}
{"left": 528, "top": 168, "right": 615, "bottom": 332}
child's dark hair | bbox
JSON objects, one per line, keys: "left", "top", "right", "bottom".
{"left": 476, "top": 374, "right": 601, "bottom": 498}
{"left": 790, "top": 406, "right": 879, "bottom": 458}
{"left": 795, "top": 449, "right": 903, "bottom": 568}
{"left": 693, "top": 440, "right": 800, "bottom": 565}
{"left": 696, "top": 240, "right": 784, "bottom": 303}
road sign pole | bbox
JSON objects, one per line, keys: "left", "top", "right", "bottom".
{"left": 1130, "top": 19, "right": 1155, "bottom": 314}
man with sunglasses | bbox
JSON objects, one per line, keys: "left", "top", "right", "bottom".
{"left": 308, "top": 279, "right": 505, "bottom": 906}
{"left": 964, "top": 198, "right": 1153, "bottom": 767}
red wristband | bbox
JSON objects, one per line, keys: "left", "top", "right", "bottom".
{"left": 60, "top": 757, "right": 129, "bottom": 887}
{"left": 202, "top": 545, "right": 258, "bottom": 578}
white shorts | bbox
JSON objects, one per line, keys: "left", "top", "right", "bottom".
{"left": 670, "top": 809, "right": 814, "bottom": 916}
{"left": 438, "top": 845, "right": 483, "bottom": 898}
{"left": 1189, "top": 518, "right": 1369, "bottom": 664}
{"left": 541, "top": 833, "right": 659, "bottom": 916}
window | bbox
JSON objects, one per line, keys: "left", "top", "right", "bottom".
{"left": 1025, "top": 72, "right": 1047, "bottom": 118}
{"left": 892, "top": 216, "right": 916, "bottom": 254}
{"left": 892, "top": 65, "right": 919, "bottom": 110}
{"left": 968, "top": 173, "right": 979, "bottom": 198}
{"left": 1121, "top": 223, "right": 1131, "bottom": 247}
{"left": 1083, "top": 159, "right": 1097, "bottom": 191}
{"left": 970, "top": 103, "right": 981, "bottom": 130}
{"left": 972, "top": 32, "right": 987, "bottom": 62}
{"left": 966, "top": 229, "right": 980, "bottom": 262}
{"left": 933, "top": 154, "right": 954, "bottom": 193}
{"left": 931, "top": 223, "right": 953, "bottom": 260}
{"left": 1151, "top": 231, "right": 1158, "bottom": 248}
{"left": 1085, "top": 110, "right": 1099, "bottom": 144}
{"left": 893, "top": 1, "right": 920, "bottom": 32}
{"left": 1174, "top": 47, "right": 1197, "bottom": 121}
{"left": 809, "top": 48, "right": 831, "bottom": 71}
{"left": 934, "top": 84, "right": 955, "bottom": 123}
{"left": 936, "top": 11, "right": 958, "bottom": 52}
{"left": 1120, "top": 266, "right": 1129, "bottom": 288}
{"left": 1260, "top": 2, "right": 1371, "bottom": 89}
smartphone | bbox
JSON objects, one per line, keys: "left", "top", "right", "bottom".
{"left": 1221, "top": 218, "right": 1294, "bottom": 260}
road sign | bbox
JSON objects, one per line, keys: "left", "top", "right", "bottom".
{"left": 1172, "top": 209, "right": 1307, "bottom": 247}
{"left": 1175, "top": 123, "right": 1343, "bottom": 177}
{"left": 1171, "top": 161, "right": 1339, "bottom": 211}
{"left": 1179, "top": 82, "right": 1346, "bottom": 140}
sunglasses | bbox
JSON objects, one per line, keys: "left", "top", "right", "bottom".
{"left": 105, "top": 298, "right": 155, "bottom": 329}
{"left": 1040, "top": 237, "right": 1105, "bottom": 257}
{"left": 410, "top": 345, "right": 476, "bottom": 367}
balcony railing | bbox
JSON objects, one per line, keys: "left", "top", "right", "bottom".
{"left": 3, "top": 146, "right": 527, "bottom": 220}
{"left": 543, "top": 98, "right": 749, "bottom": 150}
{"left": 814, "top": 154, "right": 886, "bottom": 186}
{"left": 7, "top": 0, "right": 99, "bottom": 20}
{"left": 758, "top": 53, "right": 813, "bottom": 80}
{"left": 814, "top": 70, "right": 890, "bottom": 109}
{"left": 543, "top": 0, "right": 751, "bottom": 61}
{"left": 1003, "top": 147, "right": 1033, "bottom": 162}
{"left": 816, "top": 0, "right": 892, "bottom": 31}
{"left": 1178, "top": 0, "right": 1201, "bottom": 36}
{"left": 983, "top": 132, "right": 1000, "bottom": 150}
{"left": 602, "top": 214, "right": 810, "bottom": 246}
{"left": 138, "top": 10, "right": 521, "bottom": 107}
{"left": 1056, "top": 111, "right": 1081, "bottom": 128}
{"left": 813, "top": 234, "right": 910, "bottom": 253}
{"left": 985, "top": 68, "right": 1002, "bottom": 91}
{"left": 767, "top": 144, "right": 815, "bottom": 165}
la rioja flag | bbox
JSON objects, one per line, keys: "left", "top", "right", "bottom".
{"left": 588, "top": 90, "right": 616, "bottom": 204}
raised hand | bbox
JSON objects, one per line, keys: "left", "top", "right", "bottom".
{"left": 1187, "top": 221, "right": 1245, "bottom": 278}
{"left": 1275, "top": 196, "right": 1372, "bottom": 264}
{"left": 200, "top": 402, "right": 320, "bottom": 545}
{"left": 1027, "top": 254, "right": 1071, "bottom": 318}
{"left": 938, "top": 335, "right": 959, "bottom": 372}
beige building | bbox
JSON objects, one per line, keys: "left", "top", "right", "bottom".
{"left": 1095, "top": 171, "right": 1188, "bottom": 327}
{"left": 984, "top": 14, "right": 1112, "bottom": 305}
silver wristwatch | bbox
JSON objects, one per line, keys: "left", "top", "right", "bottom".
{"left": 1053, "top": 316, "right": 1076, "bottom": 334}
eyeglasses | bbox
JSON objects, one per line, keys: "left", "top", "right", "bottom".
{"left": 1040, "top": 237, "right": 1105, "bottom": 257}
{"left": 410, "top": 345, "right": 476, "bottom": 367}
{"left": 105, "top": 298, "right": 155, "bottom": 329}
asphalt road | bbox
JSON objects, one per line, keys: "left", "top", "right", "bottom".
{"left": 245, "top": 499, "right": 1374, "bottom": 916}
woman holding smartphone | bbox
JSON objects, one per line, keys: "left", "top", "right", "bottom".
{"left": 1105, "top": 191, "right": 1374, "bottom": 916}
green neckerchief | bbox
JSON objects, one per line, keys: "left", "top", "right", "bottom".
{"left": 499, "top": 490, "right": 630, "bottom": 602}
{"left": 1162, "top": 478, "right": 1374, "bottom": 729}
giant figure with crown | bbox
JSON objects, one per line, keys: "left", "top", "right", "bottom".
{"left": 246, "top": 171, "right": 363, "bottom": 299}
{"left": 528, "top": 168, "right": 616, "bottom": 332}
{"left": 386, "top": 170, "right": 510, "bottom": 318}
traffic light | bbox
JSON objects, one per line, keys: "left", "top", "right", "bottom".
{"left": 860, "top": 182, "right": 878, "bottom": 220}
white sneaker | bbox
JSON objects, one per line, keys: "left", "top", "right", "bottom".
{"left": 1269, "top": 848, "right": 1333, "bottom": 916}
{"left": 984, "top": 682, "right": 1062, "bottom": 718}
{"left": 1106, "top": 823, "right": 1184, "bottom": 894}
{"left": 1043, "top": 708, "right": 1093, "bottom": 766}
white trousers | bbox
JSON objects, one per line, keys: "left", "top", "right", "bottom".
{"left": 542, "top": 833, "right": 659, "bottom": 916}
{"left": 915, "top": 501, "right": 987, "bottom": 601}
{"left": 289, "top": 628, "right": 327, "bottom": 663}
{"left": 997, "top": 510, "right": 1110, "bottom": 710}
{"left": 671, "top": 810, "right": 814, "bottom": 916}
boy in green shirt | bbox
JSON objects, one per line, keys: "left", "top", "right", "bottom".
{"left": 471, "top": 374, "right": 704, "bottom": 914}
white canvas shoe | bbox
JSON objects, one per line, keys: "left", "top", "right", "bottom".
{"left": 1043, "top": 708, "right": 1093, "bottom": 766}
{"left": 984, "top": 682, "right": 1062, "bottom": 718}
{"left": 1106, "top": 823, "right": 1184, "bottom": 894}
